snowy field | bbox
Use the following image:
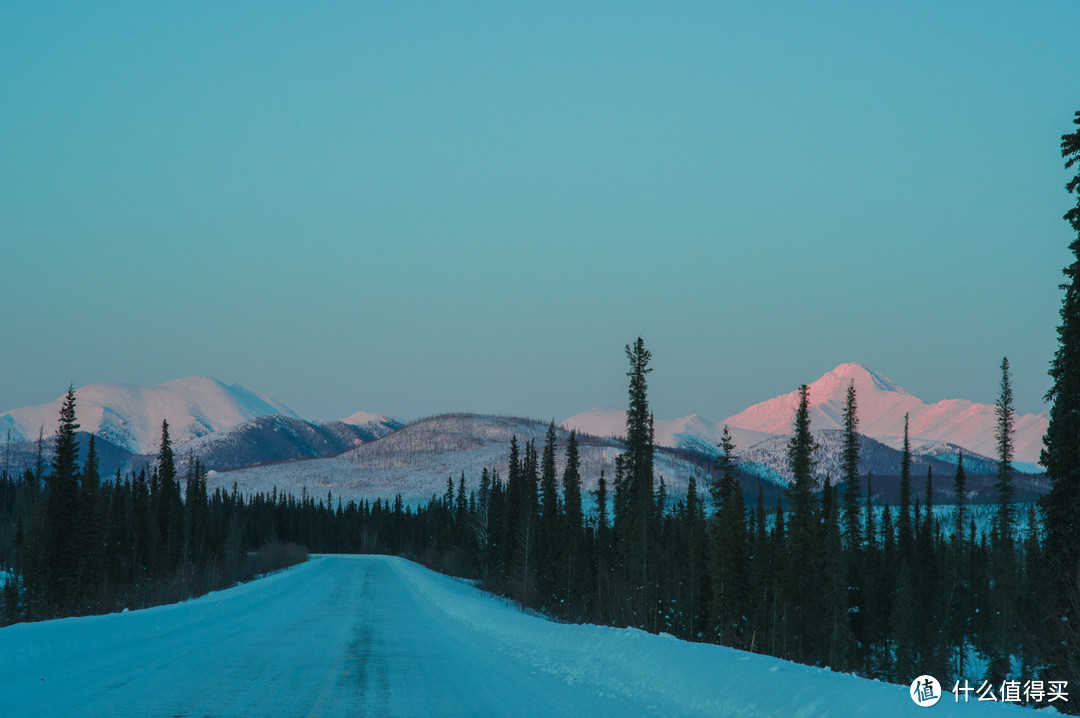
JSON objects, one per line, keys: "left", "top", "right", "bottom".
{"left": 0, "top": 556, "right": 1034, "bottom": 717}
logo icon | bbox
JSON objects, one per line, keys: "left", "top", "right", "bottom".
{"left": 911, "top": 675, "right": 941, "bottom": 707}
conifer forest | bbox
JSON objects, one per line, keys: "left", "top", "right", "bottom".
{"left": 2, "top": 110, "right": 1080, "bottom": 709}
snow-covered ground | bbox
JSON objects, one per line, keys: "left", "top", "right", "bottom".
{"left": 0, "top": 555, "right": 1035, "bottom": 717}
{"left": 206, "top": 413, "right": 718, "bottom": 507}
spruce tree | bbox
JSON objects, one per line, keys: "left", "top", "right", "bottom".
{"left": 561, "top": 431, "right": 585, "bottom": 612}
{"left": 994, "top": 357, "right": 1016, "bottom": 547}
{"left": 155, "top": 421, "right": 183, "bottom": 575}
{"left": 74, "top": 434, "right": 104, "bottom": 611}
{"left": 1039, "top": 108, "right": 1080, "bottom": 681}
{"left": 785, "top": 384, "right": 821, "bottom": 663}
{"left": 592, "top": 468, "right": 610, "bottom": 623}
{"left": 539, "top": 421, "right": 560, "bottom": 600}
{"left": 822, "top": 475, "right": 854, "bottom": 670}
{"left": 952, "top": 454, "right": 967, "bottom": 548}
{"left": 864, "top": 471, "right": 875, "bottom": 552}
{"left": 621, "top": 337, "right": 656, "bottom": 627}
{"left": 898, "top": 413, "right": 913, "bottom": 560}
{"left": 840, "top": 381, "right": 862, "bottom": 550}
{"left": 711, "top": 427, "right": 747, "bottom": 647}
{"left": 683, "top": 476, "right": 709, "bottom": 639}
{"left": 987, "top": 357, "right": 1019, "bottom": 685}
{"left": 947, "top": 453, "right": 970, "bottom": 678}
{"left": 502, "top": 436, "right": 522, "bottom": 577}
{"left": 44, "top": 386, "right": 81, "bottom": 615}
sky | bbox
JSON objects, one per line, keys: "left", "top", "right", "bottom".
{"left": 2, "top": 1, "right": 1078, "bottom": 424}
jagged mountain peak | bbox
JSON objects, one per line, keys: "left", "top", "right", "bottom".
{"left": 811, "top": 362, "right": 908, "bottom": 398}
{"left": 723, "top": 364, "right": 926, "bottom": 438}
{"left": 568, "top": 363, "right": 1047, "bottom": 465}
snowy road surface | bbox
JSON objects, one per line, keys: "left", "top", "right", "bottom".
{"left": 1, "top": 555, "right": 1031, "bottom": 717}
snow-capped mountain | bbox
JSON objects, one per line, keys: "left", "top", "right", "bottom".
{"left": 0, "top": 378, "right": 300, "bottom": 455}
{"left": 723, "top": 362, "right": 1048, "bottom": 464}
{"left": 564, "top": 363, "right": 1048, "bottom": 466}
{"left": 342, "top": 410, "right": 397, "bottom": 427}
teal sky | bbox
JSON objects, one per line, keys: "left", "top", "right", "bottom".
{"left": 2, "top": 2, "right": 1078, "bottom": 422}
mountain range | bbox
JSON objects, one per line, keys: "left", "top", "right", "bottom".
{"left": 563, "top": 362, "right": 1048, "bottom": 470}
{"left": 0, "top": 378, "right": 400, "bottom": 477}
{"left": 0, "top": 363, "right": 1049, "bottom": 504}
{"left": 1, "top": 377, "right": 298, "bottom": 455}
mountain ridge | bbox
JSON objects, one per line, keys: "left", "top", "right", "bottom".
{"left": 1, "top": 377, "right": 300, "bottom": 455}
{"left": 564, "top": 362, "right": 1048, "bottom": 465}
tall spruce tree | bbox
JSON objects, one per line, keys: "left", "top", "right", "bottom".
{"left": 620, "top": 337, "right": 656, "bottom": 627}
{"left": 947, "top": 453, "right": 970, "bottom": 678}
{"left": 561, "top": 431, "right": 585, "bottom": 612}
{"left": 156, "top": 421, "right": 183, "bottom": 575}
{"left": 840, "top": 381, "right": 862, "bottom": 549}
{"left": 785, "top": 384, "right": 821, "bottom": 663}
{"left": 44, "top": 386, "right": 81, "bottom": 615}
{"left": 502, "top": 436, "right": 522, "bottom": 578}
{"left": 986, "top": 358, "right": 1020, "bottom": 684}
{"left": 711, "top": 426, "right": 748, "bottom": 647}
{"left": 538, "top": 421, "right": 560, "bottom": 600}
{"left": 994, "top": 357, "right": 1016, "bottom": 547}
{"left": 1039, "top": 107, "right": 1080, "bottom": 681}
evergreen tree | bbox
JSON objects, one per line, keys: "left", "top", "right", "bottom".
{"left": 155, "top": 421, "right": 183, "bottom": 575}
{"left": 538, "top": 421, "right": 560, "bottom": 601}
{"left": 898, "top": 413, "right": 913, "bottom": 560}
{"left": 840, "top": 381, "right": 862, "bottom": 549}
{"left": 561, "top": 431, "right": 585, "bottom": 613}
{"left": 34, "top": 426, "right": 45, "bottom": 486}
{"left": 994, "top": 357, "right": 1016, "bottom": 547}
{"left": 620, "top": 337, "right": 657, "bottom": 628}
{"left": 748, "top": 485, "right": 770, "bottom": 653}
{"left": 592, "top": 468, "right": 611, "bottom": 623}
{"left": 43, "top": 386, "right": 81, "bottom": 615}
{"left": 683, "top": 475, "right": 709, "bottom": 639}
{"left": 710, "top": 425, "right": 739, "bottom": 509}
{"left": 876, "top": 504, "right": 896, "bottom": 678}
{"left": 986, "top": 357, "right": 1019, "bottom": 684}
{"left": 952, "top": 454, "right": 967, "bottom": 549}
{"left": 501, "top": 436, "right": 522, "bottom": 579}
{"left": 785, "top": 384, "right": 821, "bottom": 663}
{"left": 822, "top": 475, "right": 854, "bottom": 670}
{"left": 74, "top": 434, "right": 104, "bottom": 611}
{"left": 711, "top": 427, "right": 748, "bottom": 647}
{"left": 946, "top": 453, "right": 970, "bottom": 677}
{"left": 1039, "top": 108, "right": 1080, "bottom": 682}
{"left": 864, "top": 471, "right": 875, "bottom": 553}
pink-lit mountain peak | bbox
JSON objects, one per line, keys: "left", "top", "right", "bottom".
{"left": 723, "top": 363, "right": 926, "bottom": 437}
{"left": 569, "top": 363, "right": 1047, "bottom": 465}
{"left": 809, "top": 362, "right": 907, "bottom": 399}
{"left": 722, "top": 362, "right": 1047, "bottom": 463}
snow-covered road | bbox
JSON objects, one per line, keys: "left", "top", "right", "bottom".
{"left": 0, "top": 555, "right": 1032, "bottom": 717}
